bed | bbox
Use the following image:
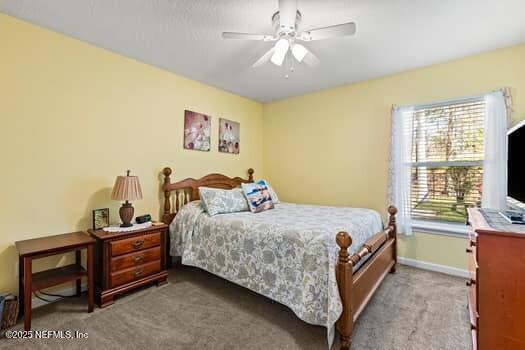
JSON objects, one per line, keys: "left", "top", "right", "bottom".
{"left": 161, "top": 167, "right": 397, "bottom": 350}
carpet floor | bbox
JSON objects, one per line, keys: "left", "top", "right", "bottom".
{"left": 0, "top": 265, "right": 471, "bottom": 350}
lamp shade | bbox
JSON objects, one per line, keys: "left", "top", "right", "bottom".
{"left": 111, "top": 175, "right": 143, "bottom": 201}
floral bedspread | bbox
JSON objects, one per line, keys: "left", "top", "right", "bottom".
{"left": 169, "top": 201, "right": 383, "bottom": 341}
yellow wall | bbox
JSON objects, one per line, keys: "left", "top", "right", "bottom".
{"left": 0, "top": 14, "right": 263, "bottom": 294}
{"left": 2, "top": 12, "right": 524, "bottom": 296}
{"left": 263, "top": 44, "right": 525, "bottom": 269}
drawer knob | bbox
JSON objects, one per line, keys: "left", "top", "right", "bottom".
{"left": 466, "top": 248, "right": 472, "bottom": 253}
{"left": 132, "top": 240, "right": 145, "bottom": 249}
{"left": 466, "top": 279, "right": 476, "bottom": 286}
{"left": 133, "top": 254, "right": 144, "bottom": 264}
{"left": 134, "top": 268, "right": 144, "bottom": 277}
{"left": 470, "top": 240, "right": 476, "bottom": 247}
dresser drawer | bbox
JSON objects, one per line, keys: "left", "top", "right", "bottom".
{"left": 467, "top": 224, "right": 477, "bottom": 243}
{"left": 110, "top": 260, "right": 161, "bottom": 288}
{"left": 467, "top": 283, "right": 478, "bottom": 329}
{"left": 110, "top": 232, "right": 161, "bottom": 257}
{"left": 110, "top": 246, "right": 161, "bottom": 272}
{"left": 466, "top": 244, "right": 478, "bottom": 284}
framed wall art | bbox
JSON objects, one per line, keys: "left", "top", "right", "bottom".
{"left": 184, "top": 110, "right": 211, "bottom": 151}
{"left": 219, "top": 118, "right": 240, "bottom": 154}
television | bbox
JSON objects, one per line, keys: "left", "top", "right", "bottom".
{"left": 507, "top": 120, "right": 525, "bottom": 211}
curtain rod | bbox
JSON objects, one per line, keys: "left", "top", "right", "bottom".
{"left": 392, "top": 87, "right": 508, "bottom": 111}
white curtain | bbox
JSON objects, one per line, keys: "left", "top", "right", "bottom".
{"left": 482, "top": 91, "right": 508, "bottom": 210}
{"left": 389, "top": 106, "right": 414, "bottom": 235}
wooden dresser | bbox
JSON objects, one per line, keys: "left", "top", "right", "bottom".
{"left": 466, "top": 208, "right": 525, "bottom": 350}
{"left": 88, "top": 224, "right": 169, "bottom": 307}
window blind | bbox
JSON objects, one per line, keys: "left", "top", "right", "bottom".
{"left": 407, "top": 99, "right": 485, "bottom": 223}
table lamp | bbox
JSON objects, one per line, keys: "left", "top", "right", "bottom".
{"left": 111, "top": 170, "right": 143, "bottom": 227}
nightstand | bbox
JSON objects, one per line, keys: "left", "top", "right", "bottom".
{"left": 88, "top": 223, "right": 169, "bottom": 307}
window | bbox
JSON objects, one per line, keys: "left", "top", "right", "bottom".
{"left": 408, "top": 98, "right": 485, "bottom": 224}
{"left": 390, "top": 97, "right": 486, "bottom": 227}
{"left": 391, "top": 91, "right": 509, "bottom": 235}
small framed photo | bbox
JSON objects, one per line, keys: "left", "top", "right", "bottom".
{"left": 92, "top": 208, "right": 110, "bottom": 230}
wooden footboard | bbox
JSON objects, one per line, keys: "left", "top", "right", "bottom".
{"left": 336, "top": 206, "right": 397, "bottom": 350}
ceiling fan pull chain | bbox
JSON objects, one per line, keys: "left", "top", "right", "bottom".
{"left": 289, "top": 50, "right": 295, "bottom": 73}
{"left": 284, "top": 50, "right": 291, "bottom": 79}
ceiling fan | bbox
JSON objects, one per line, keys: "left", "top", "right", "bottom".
{"left": 222, "top": 0, "right": 356, "bottom": 75}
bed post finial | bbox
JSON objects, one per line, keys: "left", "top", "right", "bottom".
{"left": 388, "top": 205, "right": 398, "bottom": 273}
{"left": 248, "top": 168, "right": 254, "bottom": 182}
{"left": 336, "top": 232, "right": 352, "bottom": 261}
{"left": 387, "top": 205, "right": 397, "bottom": 239}
{"left": 163, "top": 167, "right": 172, "bottom": 178}
{"left": 336, "top": 231, "right": 353, "bottom": 350}
{"left": 163, "top": 167, "right": 172, "bottom": 220}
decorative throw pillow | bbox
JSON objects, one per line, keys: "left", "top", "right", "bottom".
{"left": 241, "top": 180, "right": 275, "bottom": 213}
{"left": 265, "top": 182, "right": 280, "bottom": 204}
{"left": 251, "top": 180, "right": 280, "bottom": 204}
{"left": 199, "top": 187, "right": 249, "bottom": 216}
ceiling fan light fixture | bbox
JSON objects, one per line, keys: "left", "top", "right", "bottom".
{"left": 291, "top": 43, "right": 308, "bottom": 62}
{"left": 270, "top": 38, "right": 290, "bottom": 66}
{"left": 222, "top": 0, "right": 357, "bottom": 73}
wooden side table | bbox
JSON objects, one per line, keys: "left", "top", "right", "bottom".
{"left": 15, "top": 232, "right": 95, "bottom": 330}
{"left": 88, "top": 223, "right": 168, "bottom": 307}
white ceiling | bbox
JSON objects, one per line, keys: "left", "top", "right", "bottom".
{"left": 1, "top": 0, "right": 525, "bottom": 102}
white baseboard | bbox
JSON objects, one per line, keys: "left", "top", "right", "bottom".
{"left": 31, "top": 284, "right": 87, "bottom": 309}
{"left": 398, "top": 257, "right": 469, "bottom": 278}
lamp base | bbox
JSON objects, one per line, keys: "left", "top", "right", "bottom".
{"left": 119, "top": 202, "right": 134, "bottom": 227}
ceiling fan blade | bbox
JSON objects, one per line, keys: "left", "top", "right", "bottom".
{"left": 252, "top": 47, "right": 275, "bottom": 68}
{"left": 302, "top": 49, "right": 320, "bottom": 67}
{"left": 222, "top": 32, "right": 276, "bottom": 41}
{"left": 298, "top": 22, "right": 356, "bottom": 41}
{"left": 278, "top": 0, "right": 297, "bottom": 32}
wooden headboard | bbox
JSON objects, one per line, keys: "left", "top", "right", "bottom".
{"left": 161, "top": 167, "right": 254, "bottom": 224}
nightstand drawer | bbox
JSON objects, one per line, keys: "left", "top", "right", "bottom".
{"left": 110, "top": 260, "right": 161, "bottom": 288}
{"left": 110, "top": 232, "right": 161, "bottom": 257}
{"left": 110, "top": 246, "right": 161, "bottom": 272}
